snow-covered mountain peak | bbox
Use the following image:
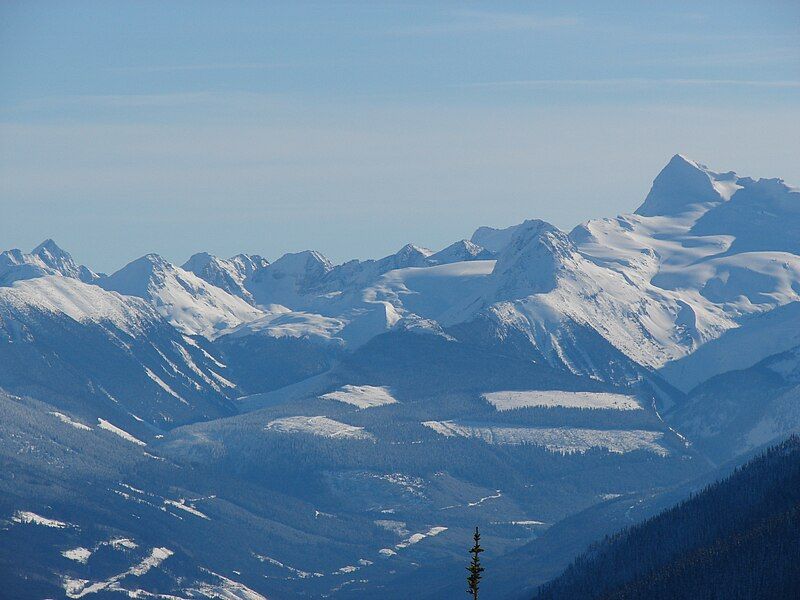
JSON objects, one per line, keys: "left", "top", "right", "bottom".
{"left": 182, "top": 251, "right": 215, "bottom": 272}
{"left": 246, "top": 250, "right": 334, "bottom": 308}
{"left": 182, "top": 252, "right": 268, "bottom": 305}
{"left": 0, "top": 239, "right": 98, "bottom": 285}
{"left": 635, "top": 154, "right": 737, "bottom": 217}
{"left": 490, "top": 220, "right": 576, "bottom": 297}
{"left": 31, "top": 238, "right": 68, "bottom": 261}
{"left": 266, "top": 250, "right": 333, "bottom": 276}
{"left": 101, "top": 254, "right": 262, "bottom": 338}
{"left": 229, "top": 253, "right": 269, "bottom": 275}
{"left": 376, "top": 244, "right": 433, "bottom": 272}
{"left": 471, "top": 221, "right": 529, "bottom": 253}
{"left": 101, "top": 253, "right": 172, "bottom": 296}
{"left": 428, "top": 239, "right": 492, "bottom": 265}
{"left": 396, "top": 243, "right": 433, "bottom": 260}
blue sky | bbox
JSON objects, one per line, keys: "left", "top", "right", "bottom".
{"left": 1, "top": 1, "right": 799, "bottom": 272}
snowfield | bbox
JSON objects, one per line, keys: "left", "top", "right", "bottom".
{"left": 63, "top": 547, "right": 174, "bottom": 598}
{"left": 395, "top": 525, "right": 448, "bottom": 550}
{"left": 0, "top": 276, "right": 153, "bottom": 335}
{"left": 97, "top": 419, "right": 146, "bottom": 446}
{"left": 225, "top": 304, "right": 346, "bottom": 343}
{"left": 320, "top": 385, "right": 398, "bottom": 409}
{"left": 12, "top": 511, "right": 71, "bottom": 528}
{"left": 482, "top": 390, "right": 642, "bottom": 411}
{"left": 266, "top": 416, "right": 375, "bottom": 440}
{"left": 422, "top": 421, "right": 668, "bottom": 455}
{"left": 62, "top": 547, "right": 92, "bottom": 564}
{"left": 50, "top": 411, "right": 93, "bottom": 431}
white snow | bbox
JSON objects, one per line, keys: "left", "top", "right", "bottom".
{"left": 50, "top": 411, "right": 93, "bottom": 431}
{"left": 143, "top": 367, "right": 188, "bottom": 405}
{"left": 193, "top": 571, "right": 269, "bottom": 600}
{"left": 467, "top": 491, "right": 502, "bottom": 507}
{"left": 266, "top": 416, "right": 374, "bottom": 441}
{"left": 423, "top": 421, "right": 668, "bottom": 455}
{"left": 164, "top": 499, "right": 210, "bottom": 520}
{"left": 99, "top": 254, "right": 262, "bottom": 339}
{"left": 320, "top": 385, "right": 397, "bottom": 409}
{"left": 374, "top": 520, "right": 409, "bottom": 537}
{"left": 224, "top": 304, "right": 345, "bottom": 343}
{"left": 253, "top": 553, "right": 320, "bottom": 579}
{"left": 62, "top": 547, "right": 92, "bottom": 564}
{"left": 63, "top": 547, "right": 174, "bottom": 598}
{"left": 97, "top": 419, "right": 146, "bottom": 446}
{"left": 12, "top": 510, "right": 70, "bottom": 528}
{"left": 0, "top": 276, "right": 154, "bottom": 336}
{"left": 395, "top": 526, "right": 448, "bottom": 549}
{"left": 482, "top": 390, "right": 642, "bottom": 411}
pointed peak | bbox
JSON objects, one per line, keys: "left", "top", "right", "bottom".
{"left": 634, "top": 154, "right": 727, "bottom": 217}
{"left": 32, "top": 238, "right": 69, "bottom": 258}
{"left": 492, "top": 221, "right": 573, "bottom": 296}
{"left": 395, "top": 243, "right": 433, "bottom": 258}
{"left": 428, "top": 239, "right": 493, "bottom": 265}
{"left": 270, "top": 250, "right": 333, "bottom": 274}
{"left": 122, "top": 253, "right": 173, "bottom": 274}
{"left": 668, "top": 153, "right": 707, "bottom": 172}
{"left": 182, "top": 252, "right": 216, "bottom": 272}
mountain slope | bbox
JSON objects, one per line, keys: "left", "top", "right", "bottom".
{"left": 668, "top": 343, "right": 800, "bottom": 463}
{"left": 182, "top": 251, "right": 268, "bottom": 304}
{"left": 0, "top": 276, "right": 237, "bottom": 434}
{"left": 532, "top": 435, "right": 800, "bottom": 600}
{"left": 100, "top": 253, "right": 262, "bottom": 338}
{"left": 0, "top": 239, "right": 99, "bottom": 286}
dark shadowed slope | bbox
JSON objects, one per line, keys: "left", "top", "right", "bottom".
{"left": 532, "top": 435, "right": 800, "bottom": 600}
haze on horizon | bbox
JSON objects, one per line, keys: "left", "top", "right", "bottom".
{"left": 1, "top": 0, "right": 799, "bottom": 273}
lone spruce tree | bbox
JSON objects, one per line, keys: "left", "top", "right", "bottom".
{"left": 467, "top": 526, "right": 484, "bottom": 599}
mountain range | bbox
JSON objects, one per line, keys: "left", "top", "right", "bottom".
{"left": 1, "top": 154, "right": 799, "bottom": 598}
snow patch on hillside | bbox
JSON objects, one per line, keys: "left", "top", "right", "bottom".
{"left": 63, "top": 547, "right": 174, "bottom": 598}
{"left": 12, "top": 511, "right": 71, "bottom": 528}
{"left": 320, "top": 385, "right": 397, "bottom": 409}
{"left": 482, "top": 390, "right": 642, "bottom": 411}
{"left": 193, "top": 571, "right": 269, "bottom": 599}
{"left": 62, "top": 547, "right": 92, "bottom": 564}
{"left": 395, "top": 525, "right": 448, "bottom": 549}
{"left": 50, "top": 411, "right": 93, "bottom": 431}
{"left": 97, "top": 419, "right": 146, "bottom": 446}
{"left": 224, "top": 304, "right": 345, "bottom": 343}
{"left": 266, "top": 416, "right": 374, "bottom": 441}
{"left": 423, "top": 421, "right": 668, "bottom": 455}
{"left": 164, "top": 498, "right": 210, "bottom": 520}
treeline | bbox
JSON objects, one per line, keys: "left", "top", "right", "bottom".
{"left": 533, "top": 435, "right": 800, "bottom": 600}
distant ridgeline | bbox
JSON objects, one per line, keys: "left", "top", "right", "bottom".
{"left": 533, "top": 435, "right": 800, "bottom": 600}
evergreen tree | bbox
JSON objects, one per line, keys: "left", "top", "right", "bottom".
{"left": 467, "top": 526, "right": 485, "bottom": 599}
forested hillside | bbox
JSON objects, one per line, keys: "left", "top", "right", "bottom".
{"left": 533, "top": 435, "right": 800, "bottom": 600}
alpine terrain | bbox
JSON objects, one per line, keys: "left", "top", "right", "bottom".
{"left": 2, "top": 155, "right": 799, "bottom": 599}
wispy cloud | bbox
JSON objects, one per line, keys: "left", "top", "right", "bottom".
{"left": 107, "top": 62, "right": 291, "bottom": 73}
{"left": 630, "top": 47, "right": 800, "bottom": 68}
{"left": 7, "top": 91, "right": 285, "bottom": 113}
{"left": 390, "top": 9, "right": 579, "bottom": 36}
{"left": 461, "top": 78, "right": 800, "bottom": 89}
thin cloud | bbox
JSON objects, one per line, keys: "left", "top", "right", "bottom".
{"left": 461, "top": 78, "right": 800, "bottom": 89}
{"left": 390, "top": 9, "right": 579, "bottom": 36}
{"left": 9, "top": 91, "right": 285, "bottom": 113}
{"left": 107, "top": 62, "right": 291, "bottom": 73}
